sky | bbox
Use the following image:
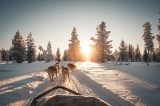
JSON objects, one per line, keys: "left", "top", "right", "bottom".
{"left": 0, "top": 0, "right": 160, "bottom": 55}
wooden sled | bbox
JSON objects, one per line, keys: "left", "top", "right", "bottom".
{"left": 30, "top": 85, "right": 111, "bottom": 106}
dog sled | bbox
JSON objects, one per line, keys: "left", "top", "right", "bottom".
{"left": 30, "top": 85, "right": 111, "bottom": 106}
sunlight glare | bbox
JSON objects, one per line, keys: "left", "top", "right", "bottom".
{"left": 81, "top": 45, "right": 91, "bottom": 56}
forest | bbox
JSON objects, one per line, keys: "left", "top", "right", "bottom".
{"left": 0, "top": 20, "right": 160, "bottom": 64}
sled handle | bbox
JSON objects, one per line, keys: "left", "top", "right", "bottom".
{"left": 31, "top": 85, "right": 81, "bottom": 106}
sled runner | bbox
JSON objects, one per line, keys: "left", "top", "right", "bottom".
{"left": 30, "top": 85, "right": 111, "bottom": 106}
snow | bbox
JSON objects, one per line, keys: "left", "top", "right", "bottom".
{"left": 78, "top": 62, "right": 160, "bottom": 106}
{"left": 0, "top": 61, "right": 160, "bottom": 106}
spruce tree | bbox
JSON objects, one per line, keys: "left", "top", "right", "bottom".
{"left": 63, "top": 50, "right": 69, "bottom": 61}
{"left": 1, "top": 49, "right": 7, "bottom": 61}
{"left": 142, "top": 22, "right": 155, "bottom": 66}
{"left": 9, "top": 47, "right": 14, "bottom": 61}
{"left": 38, "top": 46, "right": 44, "bottom": 61}
{"left": 55, "top": 48, "right": 61, "bottom": 62}
{"left": 12, "top": 31, "right": 26, "bottom": 63}
{"left": 37, "top": 52, "right": 41, "bottom": 61}
{"left": 90, "top": 21, "right": 112, "bottom": 62}
{"left": 26, "top": 32, "right": 36, "bottom": 63}
{"left": 135, "top": 44, "right": 141, "bottom": 62}
{"left": 156, "top": 19, "right": 160, "bottom": 62}
{"left": 128, "top": 44, "right": 135, "bottom": 62}
{"left": 157, "top": 35, "right": 160, "bottom": 49}
{"left": 119, "top": 39, "right": 127, "bottom": 62}
{"left": 46, "top": 41, "right": 53, "bottom": 62}
{"left": 6, "top": 50, "right": 9, "bottom": 63}
{"left": 143, "top": 48, "right": 147, "bottom": 62}
{"left": 68, "top": 27, "right": 82, "bottom": 61}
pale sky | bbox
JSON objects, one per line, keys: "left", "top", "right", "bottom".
{"left": 0, "top": 0, "right": 160, "bottom": 55}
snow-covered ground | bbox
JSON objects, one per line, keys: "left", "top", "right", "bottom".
{"left": 78, "top": 62, "right": 160, "bottom": 106}
{"left": 0, "top": 61, "right": 160, "bottom": 106}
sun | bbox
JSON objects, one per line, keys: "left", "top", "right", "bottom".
{"left": 81, "top": 45, "right": 91, "bottom": 56}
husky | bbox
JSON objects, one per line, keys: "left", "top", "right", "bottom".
{"left": 55, "top": 63, "right": 60, "bottom": 74}
{"left": 67, "top": 63, "right": 76, "bottom": 72}
{"left": 62, "top": 66, "right": 70, "bottom": 82}
{"left": 47, "top": 65, "right": 58, "bottom": 81}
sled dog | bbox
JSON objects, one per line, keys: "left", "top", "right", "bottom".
{"left": 67, "top": 63, "right": 76, "bottom": 72}
{"left": 62, "top": 66, "right": 70, "bottom": 82}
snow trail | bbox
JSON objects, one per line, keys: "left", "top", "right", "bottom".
{"left": 72, "top": 70, "right": 133, "bottom": 106}
{"left": 1, "top": 62, "right": 160, "bottom": 106}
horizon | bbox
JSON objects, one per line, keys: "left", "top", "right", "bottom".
{"left": 0, "top": 0, "right": 160, "bottom": 55}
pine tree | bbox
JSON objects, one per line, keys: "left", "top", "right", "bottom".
{"left": 63, "top": 50, "right": 69, "bottom": 61}
{"left": 90, "top": 21, "right": 112, "bottom": 62}
{"left": 157, "top": 35, "right": 160, "bottom": 49}
{"left": 142, "top": 22, "right": 155, "bottom": 66}
{"left": 12, "top": 31, "right": 26, "bottom": 63}
{"left": 156, "top": 19, "right": 160, "bottom": 62}
{"left": 55, "top": 48, "right": 61, "bottom": 62}
{"left": 26, "top": 32, "right": 36, "bottom": 63}
{"left": 128, "top": 44, "right": 135, "bottom": 62}
{"left": 143, "top": 48, "right": 147, "bottom": 62}
{"left": 135, "top": 44, "right": 141, "bottom": 62}
{"left": 119, "top": 39, "right": 127, "bottom": 62}
{"left": 155, "top": 48, "right": 160, "bottom": 62}
{"left": 6, "top": 50, "right": 9, "bottom": 63}
{"left": 68, "top": 27, "right": 82, "bottom": 61}
{"left": 38, "top": 46, "right": 44, "bottom": 61}
{"left": 37, "top": 52, "right": 41, "bottom": 61}
{"left": 1, "top": 49, "right": 7, "bottom": 61}
{"left": 9, "top": 46, "right": 14, "bottom": 61}
{"left": 46, "top": 41, "right": 53, "bottom": 62}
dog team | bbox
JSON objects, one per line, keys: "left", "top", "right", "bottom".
{"left": 46, "top": 63, "right": 76, "bottom": 82}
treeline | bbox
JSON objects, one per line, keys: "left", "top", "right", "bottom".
{"left": 0, "top": 31, "right": 37, "bottom": 63}
{"left": 0, "top": 19, "right": 160, "bottom": 64}
{"left": 63, "top": 21, "right": 160, "bottom": 64}
{"left": 63, "top": 22, "right": 112, "bottom": 62}
{"left": 112, "top": 21, "right": 160, "bottom": 65}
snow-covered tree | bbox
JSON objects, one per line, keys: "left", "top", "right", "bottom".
{"left": 1, "top": 49, "right": 7, "bottom": 61}
{"left": 12, "top": 31, "right": 26, "bottom": 63}
{"left": 156, "top": 19, "right": 160, "bottom": 62}
{"left": 142, "top": 22, "right": 155, "bottom": 65}
{"left": 38, "top": 46, "right": 47, "bottom": 61}
{"left": 157, "top": 35, "right": 160, "bottom": 49}
{"left": 135, "top": 44, "right": 141, "bottom": 62}
{"left": 37, "top": 52, "right": 41, "bottom": 61}
{"left": 128, "top": 44, "right": 135, "bottom": 62}
{"left": 26, "top": 32, "right": 36, "bottom": 63}
{"left": 119, "top": 39, "right": 127, "bottom": 62}
{"left": 38, "top": 46, "right": 43, "bottom": 61}
{"left": 46, "top": 41, "right": 53, "bottom": 62}
{"left": 155, "top": 48, "right": 160, "bottom": 62}
{"left": 55, "top": 48, "right": 61, "bottom": 62}
{"left": 157, "top": 18, "right": 160, "bottom": 47}
{"left": 9, "top": 46, "right": 14, "bottom": 61}
{"left": 68, "top": 27, "right": 82, "bottom": 61}
{"left": 90, "top": 21, "right": 112, "bottom": 62}
{"left": 6, "top": 50, "right": 10, "bottom": 63}
{"left": 63, "top": 50, "right": 69, "bottom": 61}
